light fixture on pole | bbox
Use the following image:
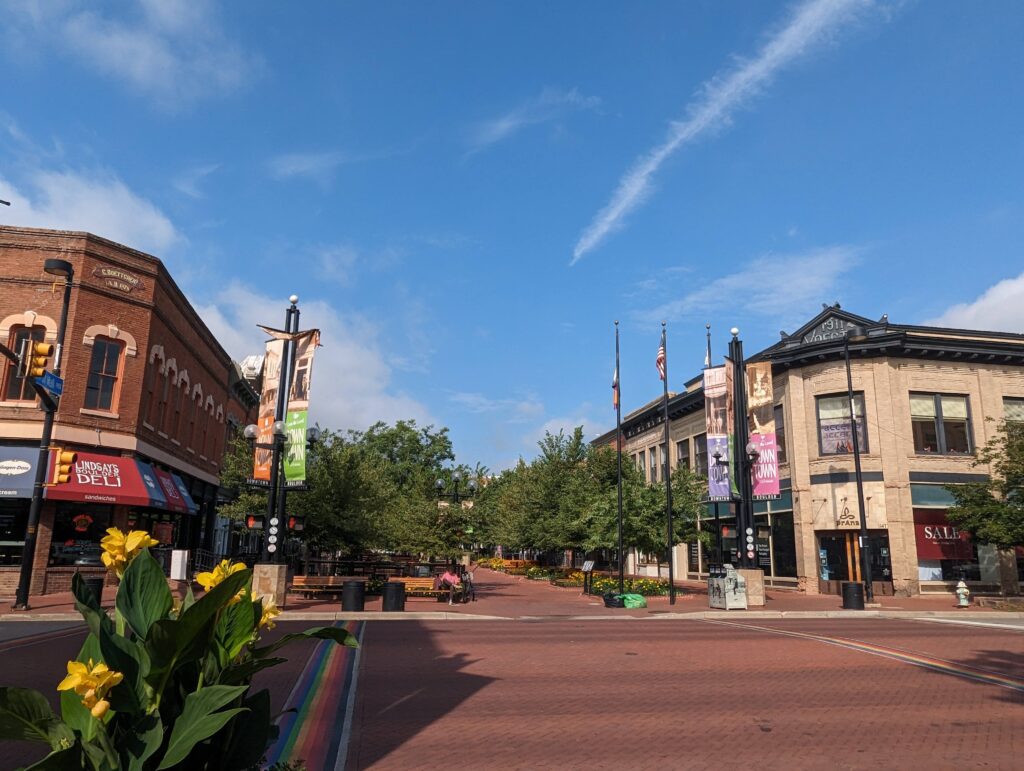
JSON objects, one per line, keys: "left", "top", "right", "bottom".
{"left": 843, "top": 325, "right": 873, "bottom": 602}
{"left": 435, "top": 471, "right": 478, "bottom": 505}
{"left": 12, "top": 259, "right": 74, "bottom": 609}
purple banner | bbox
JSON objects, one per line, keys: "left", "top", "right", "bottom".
{"left": 749, "top": 432, "right": 780, "bottom": 499}
{"left": 706, "top": 434, "right": 732, "bottom": 501}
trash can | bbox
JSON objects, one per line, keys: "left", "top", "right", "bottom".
{"left": 341, "top": 580, "right": 365, "bottom": 612}
{"left": 841, "top": 581, "right": 865, "bottom": 610}
{"left": 382, "top": 581, "right": 405, "bottom": 612}
{"left": 81, "top": 576, "right": 105, "bottom": 607}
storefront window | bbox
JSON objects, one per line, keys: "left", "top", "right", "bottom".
{"left": 0, "top": 500, "right": 28, "bottom": 565}
{"left": 770, "top": 511, "right": 797, "bottom": 577}
{"left": 49, "top": 504, "right": 113, "bottom": 566}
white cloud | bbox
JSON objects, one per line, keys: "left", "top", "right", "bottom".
{"left": 449, "top": 392, "right": 544, "bottom": 422}
{"left": 530, "top": 409, "right": 605, "bottom": 448}
{"left": 193, "top": 282, "right": 436, "bottom": 433}
{"left": 3, "top": 1, "right": 256, "bottom": 108}
{"left": 467, "top": 87, "right": 601, "bottom": 155}
{"left": 572, "top": 0, "right": 876, "bottom": 264}
{"left": 923, "top": 272, "right": 1024, "bottom": 333}
{"left": 172, "top": 163, "right": 221, "bottom": 199}
{"left": 0, "top": 169, "right": 180, "bottom": 255}
{"left": 266, "top": 151, "right": 349, "bottom": 184}
{"left": 637, "top": 246, "right": 861, "bottom": 325}
{"left": 316, "top": 245, "right": 360, "bottom": 286}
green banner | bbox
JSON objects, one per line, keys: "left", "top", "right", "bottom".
{"left": 283, "top": 410, "right": 309, "bottom": 481}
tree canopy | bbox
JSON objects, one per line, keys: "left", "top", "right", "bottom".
{"left": 946, "top": 419, "right": 1024, "bottom": 549}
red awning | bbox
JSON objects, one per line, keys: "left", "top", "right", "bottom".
{"left": 45, "top": 452, "right": 168, "bottom": 508}
{"left": 153, "top": 467, "right": 189, "bottom": 514}
{"left": 913, "top": 509, "right": 974, "bottom": 561}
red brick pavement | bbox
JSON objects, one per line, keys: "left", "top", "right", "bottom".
{"left": 348, "top": 617, "right": 1023, "bottom": 770}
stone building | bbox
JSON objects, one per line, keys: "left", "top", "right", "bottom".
{"left": 593, "top": 305, "right": 1024, "bottom": 597}
{"left": 0, "top": 226, "right": 258, "bottom": 596}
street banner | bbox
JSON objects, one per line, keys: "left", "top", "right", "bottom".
{"left": 252, "top": 338, "right": 284, "bottom": 481}
{"left": 746, "top": 361, "right": 780, "bottom": 499}
{"left": 703, "top": 366, "right": 732, "bottom": 501}
{"left": 724, "top": 359, "right": 738, "bottom": 497}
{"left": 284, "top": 330, "right": 320, "bottom": 482}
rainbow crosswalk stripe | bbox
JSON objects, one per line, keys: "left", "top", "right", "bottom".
{"left": 707, "top": 619, "right": 1024, "bottom": 693}
{"left": 264, "top": 620, "right": 365, "bottom": 770}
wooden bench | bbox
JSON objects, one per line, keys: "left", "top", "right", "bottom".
{"left": 503, "top": 559, "right": 538, "bottom": 575}
{"left": 391, "top": 576, "right": 468, "bottom": 603}
{"left": 291, "top": 575, "right": 368, "bottom": 598}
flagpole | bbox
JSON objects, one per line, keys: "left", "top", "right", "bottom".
{"left": 661, "top": 322, "right": 676, "bottom": 605}
{"left": 615, "top": 321, "right": 624, "bottom": 596}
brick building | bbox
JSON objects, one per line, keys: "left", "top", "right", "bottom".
{"left": 594, "top": 305, "right": 1024, "bottom": 597}
{"left": 0, "top": 226, "right": 258, "bottom": 596}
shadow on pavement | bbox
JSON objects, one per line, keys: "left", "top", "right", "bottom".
{"left": 347, "top": 621, "right": 494, "bottom": 770}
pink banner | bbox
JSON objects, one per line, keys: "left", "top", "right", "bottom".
{"left": 749, "top": 432, "right": 780, "bottom": 499}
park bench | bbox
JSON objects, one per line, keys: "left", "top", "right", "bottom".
{"left": 502, "top": 559, "right": 537, "bottom": 575}
{"left": 290, "top": 575, "right": 368, "bottom": 598}
{"left": 392, "top": 576, "right": 468, "bottom": 603}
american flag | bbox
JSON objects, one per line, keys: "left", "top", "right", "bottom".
{"left": 656, "top": 330, "right": 666, "bottom": 381}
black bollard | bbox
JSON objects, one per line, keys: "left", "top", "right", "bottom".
{"left": 382, "top": 581, "right": 406, "bottom": 612}
{"left": 341, "top": 580, "right": 365, "bottom": 612}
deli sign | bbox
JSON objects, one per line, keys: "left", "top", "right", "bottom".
{"left": 45, "top": 452, "right": 168, "bottom": 508}
{"left": 913, "top": 509, "right": 973, "bottom": 560}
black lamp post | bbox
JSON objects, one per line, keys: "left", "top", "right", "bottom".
{"left": 843, "top": 325, "right": 873, "bottom": 602}
{"left": 435, "top": 471, "right": 477, "bottom": 505}
{"left": 12, "top": 258, "right": 74, "bottom": 609}
{"left": 244, "top": 418, "right": 288, "bottom": 562}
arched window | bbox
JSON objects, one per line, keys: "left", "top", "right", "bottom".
{"left": 84, "top": 337, "right": 125, "bottom": 412}
{"left": 2, "top": 325, "right": 46, "bottom": 402}
{"left": 190, "top": 389, "right": 204, "bottom": 451}
{"left": 170, "top": 373, "right": 188, "bottom": 439}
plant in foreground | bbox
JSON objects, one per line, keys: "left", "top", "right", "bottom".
{"left": 0, "top": 527, "right": 355, "bottom": 769}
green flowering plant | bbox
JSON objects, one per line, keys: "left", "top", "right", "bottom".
{"left": 589, "top": 575, "right": 670, "bottom": 596}
{"left": 0, "top": 532, "right": 356, "bottom": 770}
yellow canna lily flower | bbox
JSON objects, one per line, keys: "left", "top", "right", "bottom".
{"left": 257, "top": 596, "right": 281, "bottom": 630}
{"left": 99, "top": 528, "right": 159, "bottom": 579}
{"left": 195, "top": 559, "right": 247, "bottom": 605}
{"left": 57, "top": 659, "right": 124, "bottom": 719}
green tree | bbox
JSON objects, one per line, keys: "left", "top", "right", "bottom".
{"left": 946, "top": 419, "right": 1024, "bottom": 549}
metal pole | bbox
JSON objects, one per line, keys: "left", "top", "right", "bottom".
{"left": 273, "top": 302, "right": 299, "bottom": 563}
{"left": 261, "top": 297, "right": 297, "bottom": 563}
{"left": 844, "top": 334, "right": 873, "bottom": 601}
{"left": 615, "top": 322, "right": 624, "bottom": 596}
{"left": 660, "top": 323, "right": 675, "bottom": 604}
{"left": 729, "top": 331, "right": 754, "bottom": 569}
{"left": 13, "top": 265, "right": 74, "bottom": 609}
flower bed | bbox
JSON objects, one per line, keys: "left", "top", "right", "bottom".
{"left": 589, "top": 575, "right": 671, "bottom": 596}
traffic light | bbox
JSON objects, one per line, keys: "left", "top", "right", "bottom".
{"left": 27, "top": 342, "right": 54, "bottom": 379}
{"left": 287, "top": 515, "right": 305, "bottom": 532}
{"left": 246, "top": 514, "right": 265, "bottom": 530}
{"left": 52, "top": 448, "right": 77, "bottom": 484}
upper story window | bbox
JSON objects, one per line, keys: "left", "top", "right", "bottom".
{"left": 649, "top": 446, "right": 659, "bottom": 482}
{"left": 911, "top": 393, "right": 971, "bottom": 455}
{"left": 1004, "top": 397, "right": 1024, "bottom": 423}
{"left": 774, "top": 404, "right": 787, "bottom": 465}
{"left": 637, "top": 449, "right": 645, "bottom": 475}
{"left": 816, "top": 393, "right": 868, "bottom": 455}
{"left": 694, "top": 433, "right": 708, "bottom": 477}
{"left": 84, "top": 337, "right": 124, "bottom": 412}
{"left": 3, "top": 325, "right": 46, "bottom": 401}
{"left": 676, "top": 438, "right": 690, "bottom": 470}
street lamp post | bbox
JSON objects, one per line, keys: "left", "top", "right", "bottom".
{"left": 728, "top": 329, "right": 758, "bottom": 570}
{"left": 435, "top": 471, "right": 477, "bottom": 506}
{"left": 12, "top": 259, "right": 74, "bottom": 610}
{"left": 843, "top": 325, "right": 873, "bottom": 602}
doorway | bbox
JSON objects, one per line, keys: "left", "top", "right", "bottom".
{"left": 816, "top": 530, "right": 893, "bottom": 596}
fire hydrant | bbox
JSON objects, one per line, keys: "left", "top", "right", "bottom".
{"left": 955, "top": 579, "right": 970, "bottom": 608}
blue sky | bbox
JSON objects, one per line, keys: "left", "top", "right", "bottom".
{"left": 2, "top": 1, "right": 1023, "bottom": 471}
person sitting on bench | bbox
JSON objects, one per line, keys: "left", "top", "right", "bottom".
{"left": 439, "top": 565, "right": 462, "bottom": 605}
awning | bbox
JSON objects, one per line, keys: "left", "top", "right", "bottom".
{"left": 45, "top": 452, "right": 169, "bottom": 509}
{"left": 171, "top": 473, "right": 199, "bottom": 514}
{"left": 153, "top": 467, "right": 190, "bottom": 514}
{"left": 0, "top": 445, "right": 40, "bottom": 499}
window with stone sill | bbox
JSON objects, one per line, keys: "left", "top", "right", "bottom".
{"left": 84, "top": 337, "right": 125, "bottom": 412}
{"left": 911, "top": 393, "right": 972, "bottom": 455}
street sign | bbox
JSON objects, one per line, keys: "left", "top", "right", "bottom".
{"left": 36, "top": 370, "right": 63, "bottom": 397}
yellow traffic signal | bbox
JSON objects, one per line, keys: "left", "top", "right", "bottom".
{"left": 53, "top": 448, "right": 77, "bottom": 484}
{"left": 28, "top": 342, "right": 54, "bottom": 378}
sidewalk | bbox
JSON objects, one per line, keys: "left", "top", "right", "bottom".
{"left": 3, "top": 567, "right": 1020, "bottom": 621}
